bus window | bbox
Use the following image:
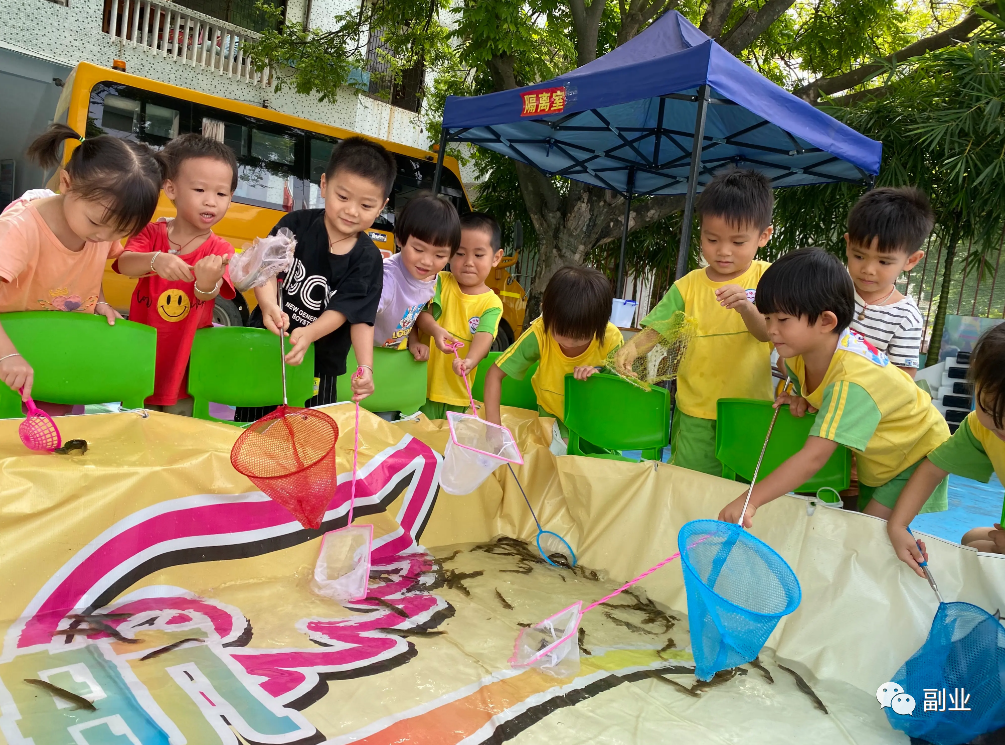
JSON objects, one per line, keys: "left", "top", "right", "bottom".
{"left": 145, "top": 103, "right": 180, "bottom": 140}
{"left": 100, "top": 95, "right": 140, "bottom": 135}
{"left": 88, "top": 83, "right": 192, "bottom": 145}
{"left": 307, "top": 136, "right": 336, "bottom": 208}
{"left": 251, "top": 130, "right": 295, "bottom": 165}
{"left": 224, "top": 123, "right": 248, "bottom": 157}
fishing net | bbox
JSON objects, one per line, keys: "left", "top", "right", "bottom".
{"left": 679, "top": 520, "right": 801, "bottom": 681}
{"left": 510, "top": 601, "right": 582, "bottom": 678}
{"left": 312, "top": 524, "right": 372, "bottom": 603}
{"left": 229, "top": 228, "right": 297, "bottom": 292}
{"left": 606, "top": 311, "right": 696, "bottom": 391}
{"left": 885, "top": 601, "right": 1005, "bottom": 745}
{"left": 441, "top": 412, "right": 523, "bottom": 495}
{"left": 20, "top": 395, "right": 61, "bottom": 452}
{"left": 230, "top": 405, "right": 339, "bottom": 529}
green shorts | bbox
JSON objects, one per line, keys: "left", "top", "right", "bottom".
{"left": 858, "top": 459, "right": 949, "bottom": 514}
{"left": 669, "top": 409, "right": 721, "bottom": 477}
{"left": 420, "top": 400, "right": 470, "bottom": 420}
{"left": 538, "top": 406, "right": 569, "bottom": 439}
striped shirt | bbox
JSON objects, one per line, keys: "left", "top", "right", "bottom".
{"left": 851, "top": 292, "right": 924, "bottom": 369}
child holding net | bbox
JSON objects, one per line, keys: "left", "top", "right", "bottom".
{"left": 613, "top": 169, "right": 774, "bottom": 476}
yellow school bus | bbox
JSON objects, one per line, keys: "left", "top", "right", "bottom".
{"left": 52, "top": 62, "right": 527, "bottom": 348}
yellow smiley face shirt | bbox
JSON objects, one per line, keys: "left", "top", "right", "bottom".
{"left": 496, "top": 317, "right": 624, "bottom": 420}
{"left": 426, "top": 272, "right": 503, "bottom": 406}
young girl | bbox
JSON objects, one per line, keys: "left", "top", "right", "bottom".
{"left": 0, "top": 124, "right": 164, "bottom": 404}
{"left": 484, "top": 266, "right": 623, "bottom": 441}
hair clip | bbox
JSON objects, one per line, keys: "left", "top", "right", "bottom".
{"left": 78, "top": 136, "right": 85, "bottom": 143}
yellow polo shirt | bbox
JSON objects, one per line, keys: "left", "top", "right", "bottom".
{"left": 928, "top": 410, "right": 1005, "bottom": 484}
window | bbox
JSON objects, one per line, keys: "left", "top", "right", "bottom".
{"left": 169, "top": 0, "right": 285, "bottom": 33}
{"left": 100, "top": 95, "right": 140, "bottom": 134}
{"left": 145, "top": 103, "right": 179, "bottom": 140}
{"left": 89, "top": 84, "right": 191, "bottom": 144}
{"left": 251, "top": 130, "right": 295, "bottom": 165}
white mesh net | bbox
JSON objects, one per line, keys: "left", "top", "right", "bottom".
{"left": 311, "top": 525, "right": 372, "bottom": 603}
{"left": 510, "top": 601, "right": 582, "bottom": 678}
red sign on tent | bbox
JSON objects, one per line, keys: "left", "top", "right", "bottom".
{"left": 521, "top": 87, "right": 566, "bottom": 116}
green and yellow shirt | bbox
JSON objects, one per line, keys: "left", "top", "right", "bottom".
{"left": 928, "top": 410, "right": 1005, "bottom": 484}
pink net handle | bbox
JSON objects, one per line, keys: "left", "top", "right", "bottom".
{"left": 347, "top": 368, "right": 362, "bottom": 526}
{"left": 448, "top": 342, "right": 479, "bottom": 415}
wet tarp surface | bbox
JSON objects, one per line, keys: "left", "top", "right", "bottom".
{"left": 0, "top": 405, "right": 1002, "bottom": 744}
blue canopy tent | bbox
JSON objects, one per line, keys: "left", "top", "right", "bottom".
{"left": 433, "top": 10, "right": 882, "bottom": 293}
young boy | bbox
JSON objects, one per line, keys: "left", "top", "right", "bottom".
{"left": 114, "top": 134, "right": 237, "bottom": 415}
{"left": 485, "top": 265, "right": 622, "bottom": 439}
{"left": 373, "top": 194, "right": 459, "bottom": 353}
{"left": 235, "top": 136, "right": 393, "bottom": 420}
{"left": 889, "top": 324, "right": 1005, "bottom": 574}
{"left": 615, "top": 169, "right": 774, "bottom": 476}
{"left": 416, "top": 212, "right": 504, "bottom": 419}
{"left": 846, "top": 187, "right": 933, "bottom": 377}
{"left": 719, "top": 249, "right": 950, "bottom": 527}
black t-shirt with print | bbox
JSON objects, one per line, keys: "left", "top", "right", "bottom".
{"left": 256, "top": 209, "right": 383, "bottom": 377}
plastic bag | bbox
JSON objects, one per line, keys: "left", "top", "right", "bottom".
{"left": 311, "top": 524, "right": 373, "bottom": 603}
{"left": 230, "top": 228, "right": 297, "bottom": 292}
{"left": 510, "top": 601, "right": 582, "bottom": 678}
{"left": 440, "top": 412, "right": 523, "bottom": 495}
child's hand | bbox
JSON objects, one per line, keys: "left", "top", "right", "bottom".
{"left": 452, "top": 357, "right": 476, "bottom": 377}
{"left": 990, "top": 524, "right": 1005, "bottom": 553}
{"left": 611, "top": 343, "right": 636, "bottom": 377}
{"left": 94, "top": 302, "right": 122, "bottom": 326}
{"left": 1, "top": 353, "right": 33, "bottom": 401}
{"left": 351, "top": 366, "right": 374, "bottom": 402}
{"left": 408, "top": 337, "right": 429, "bottom": 362}
{"left": 284, "top": 327, "right": 311, "bottom": 366}
{"left": 152, "top": 252, "right": 194, "bottom": 282}
{"left": 193, "top": 254, "right": 229, "bottom": 291}
{"left": 431, "top": 327, "right": 458, "bottom": 354}
{"left": 775, "top": 392, "right": 814, "bottom": 417}
{"left": 718, "top": 492, "right": 756, "bottom": 528}
{"left": 573, "top": 365, "right": 600, "bottom": 381}
{"left": 887, "top": 523, "right": 929, "bottom": 578}
{"left": 715, "top": 284, "right": 753, "bottom": 311}
{"left": 261, "top": 304, "right": 289, "bottom": 337}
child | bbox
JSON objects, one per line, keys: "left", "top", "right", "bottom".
{"left": 614, "top": 169, "right": 774, "bottom": 476}
{"left": 416, "top": 212, "right": 504, "bottom": 419}
{"left": 113, "top": 134, "right": 237, "bottom": 415}
{"left": 373, "top": 194, "right": 459, "bottom": 353}
{"left": 888, "top": 324, "right": 1005, "bottom": 574}
{"left": 846, "top": 187, "right": 932, "bottom": 376}
{"left": 234, "top": 136, "right": 393, "bottom": 420}
{"left": 485, "top": 265, "right": 622, "bottom": 438}
{"left": 0, "top": 124, "right": 163, "bottom": 405}
{"left": 718, "top": 248, "right": 950, "bottom": 527}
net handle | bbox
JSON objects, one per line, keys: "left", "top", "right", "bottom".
{"left": 449, "top": 342, "right": 478, "bottom": 416}
{"left": 907, "top": 526, "right": 944, "bottom": 604}
{"left": 738, "top": 386, "right": 790, "bottom": 526}
{"left": 277, "top": 278, "right": 288, "bottom": 406}
{"left": 348, "top": 369, "right": 362, "bottom": 526}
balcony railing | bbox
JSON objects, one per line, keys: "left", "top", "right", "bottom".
{"left": 103, "top": 0, "right": 271, "bottom": 87}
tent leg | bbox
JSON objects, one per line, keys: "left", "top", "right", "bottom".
{"left": 616, "top": 169, "right": 635, "bottom": 298}
{"left": 674, "top": 85, "right": 710, "bottom": 280}
{"left": 432, "top": 128, "right": 448, "bottom": 196}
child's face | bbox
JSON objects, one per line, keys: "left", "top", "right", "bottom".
{"left": 59, "top": 171, "right": 130, "bottom": 244}
{"left": 845, "top": 235, "right": 924, "bottom": 297}
{"left": 700, "top": 214, "right": 772, "bottom": 281}
{"left": 398, "top": 235, "right": 451, "bottom": 282}
{"left": 163, "top": 157, "right": 234, "bottom": 231}
{"left": 550, "top": 331, "right": 594, "bottom": 357}
{"left": 764, "top": 311, "right": 839, "bottom": 359}
{"left": 976, "top": 401, "right": 1005, "bottom": 442}
{"left": 319, "top": 169, "right": 387, "bottom": 237}
{"left": 451, "top": 228, "right": 503, "bottom": 288}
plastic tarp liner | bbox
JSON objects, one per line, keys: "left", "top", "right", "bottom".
{"left": 1, "top": 405, "right": 1004, "bottom": 745}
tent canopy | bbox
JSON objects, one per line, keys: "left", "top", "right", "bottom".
{"left": 441, "top": 11, "right": 882, "bottom": 197}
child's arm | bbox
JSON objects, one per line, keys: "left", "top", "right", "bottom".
{"left": 407, "top": 327, "right": 429, "bottom": 361}
{"left": 718, "top": 434, "right": 839, "bottom": 526}
{"left": 416, "top": 311, "right": 457, "bottom": 354}
{"left": 716, "top": 284, "right": 769, "bottom": 341}
{"left": 349, "top": 323, "right": 375, "bottom": 401}
{"left": 484, "top": 363, "right": 507, "bottom": 426}
{"left": 286, "top": 309, "right": 346, "bottom": 366}
{"left": 612, "top": 328, "right": 660, "bottom": 376}
{"left": 93, "top": 285, "right": 121, "bottom": 325}
{"left": 115, "top": 251, "right": 194, "bottom": 282}
{"left": 887, "top": 458, "right": 949, "bottom": 576}
{"left": 254, "top": 278, "right": 288, "bottom": 336}
{"left": 452, "top": 331, "right": 493, "bottom": 377}
{"left": 0, "top": 320, "right": 32, "bottom": 400}
{"left": 192, "top": 254, "right": 230, "bottom": 301}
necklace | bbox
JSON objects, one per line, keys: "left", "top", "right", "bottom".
{"left": 167, "top": 224, "right": 211, "bottom": 256}
{"left": 324, "top": 214, "right": 355, "bottom": 253}
{"left": 858, "top": 286, "right": 896, "bottom": 320}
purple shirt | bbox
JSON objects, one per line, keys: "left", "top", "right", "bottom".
{"left": 373, "top": 253, "right": 437, "bottom": 348}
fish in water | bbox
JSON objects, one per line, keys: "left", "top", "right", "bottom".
{"left": 53, "top": 628, "right": 103, "bottom": 639}
{"left": 500, "top": 564, "right": 534, "bottom": 575}
{"left": 368, "top": 597, "right": 409, "bottom": 619}
{"left": 495, "top": 589, "right": 514, "bottom": 611}
{"left": 691, "top": 667, "right": 746, "bottom": 695}
{"left": 548, "top": 553, "right": 573, "bottom": 569}
{"left": 54, "top": 439, "right": 88, "bottom": 455}
{"left": 443, "top": 569, "right": 483, "bottom": 597}
{"left": 85, "top": 619, "right": 140, "bottom": 644}
{"left": 778, "top": 664, "right": 828, "bottom": 714}
{"left": 517, "top": 622, "right": 532, "bottom": 628}
{"left": 656, "top": 637, "right": 676, "bottom": 659}
{"left": 644, "top": 671, "right": 699, "bottom": 697}
{"left": 68, "top": 613, "right": 131, "bottom": 621}
{"left": 577, "top": 627, "right": 591, "bottom": 656}
{"left": 438, "top": 549, "right": 463, "bottom": 564}
{"left": 603, "top": 611, "right": 655, "bottom": 635}
{"left": 140, "top": 638, "right": 203, "bottom": 661}
{"left": 748, "top": 657, "right": 774, "bottom": 684}
{"left": 380, "top": 627, "right": 445, "bottom": 639}
{"left": 24, "top": 678, "right": 96, "bottom": 711}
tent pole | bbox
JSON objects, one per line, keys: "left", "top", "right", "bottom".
{"left": 432, "top": 128, "right": 448, "bottom": 196}
{"left": 616, "top": 167, "right": 635, "bottom": 298}
{"left": 674, "top": 85, "right": 710, "bottom": 280}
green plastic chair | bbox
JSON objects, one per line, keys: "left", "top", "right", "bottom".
{"left": 336, "top": 347, "right": 427, "bottom": 416}
{"left": 471, "top": 351, "right": 539, "bottom": 411}
{"left": 0, "top": 311, "right": 156, "bottom": 418}
{"left": 189, "top": 327, "right": 315, "bottom": 423}
{"left": 715, "top": 398, "right": 852, "bottom": 493}
{"left": 564, "top": 372, "right": 670, "bottom": 461}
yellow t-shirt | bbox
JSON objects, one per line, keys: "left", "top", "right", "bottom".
{"left": 496, "top": 316, "right": 623, "bottom": 420}
{"left": 929, "top": 410, "right": 1005, "bottom": 484}
{"left": 787, "top": 330, "right": 950, "bottom": 487}
{"left": 641, "top": 261, "right": 773, "bottom": 420}
{"left": 427, "top": 272, "right": 504, "bottom": 406}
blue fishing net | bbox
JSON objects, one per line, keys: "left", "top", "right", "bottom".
{"left": 886, "top": 601, "right": 1005, "bottom": 745}
{"left": 678, "top": 520, "right": 801, "bottom": 681}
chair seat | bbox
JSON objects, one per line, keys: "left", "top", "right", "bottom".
{"left": 337, "top": 347, "right": 427, "bottom": 416}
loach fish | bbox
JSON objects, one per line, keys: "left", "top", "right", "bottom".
{"left": 577, "top": 627, "right": 591, "bottom": 656}
{"left": 443, "top": 569, "right": 483, "bottom": 597}
{"left": 748, "top": 656, "right": 774, "bottom": 684}
{"left": 495, "top": 589, "right": 514, "bottom": 611}
{"left": 85, "top": 619, "right": 139, "bottom": 644}
{"left": 53, "top": 628, "right": 103, "bottom": 639}
{"left": 778, "top": 664, "right": 828, "bottom": 714}
{"left": 140, "top": 638, "right": 203, "bottom": 661}
{"left": 54, "top": 439, "right": 88, "bottom": 455}
{"left": 603, "top": 611, "right": 655, "bottom": 635}
{"left": 369, "top": 597, "right": 410, "bottom": 619}
{"left": 24, "top": 679, "right": 96, "bottom": 711}
{"left": 437, "top": 549, "right": 463, "bottom": 564}
{"left": 644, "top": 671, "right": 700, "bottom": 697}
{"left": 656, "top": 637, "right": 676, "bottom": 659}
{"left": 380, "top": 627, "right": 445, "bottom": 638}
{"left": 68, "top": 613, "right": 131, "bottom": 621}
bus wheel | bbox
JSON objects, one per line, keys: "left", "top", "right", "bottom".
{"left": 491, "top": 320, "right": 514, "bottom": 352}
{"left": 213, "top": 297, "right": 244, "bottom": 327}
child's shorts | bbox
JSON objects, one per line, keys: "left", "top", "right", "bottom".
{"left": 669, "top": 409, "right": 721, "bottom": 477}
{"left": 858, "top": 459, "right": 949, "bottom": 513}
{"left": 419, "top": 400, "right": 470, "bottom": 421}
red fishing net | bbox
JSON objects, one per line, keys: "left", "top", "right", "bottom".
{"left": 230, "top": 404, "right": 339, "bottom": 529}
